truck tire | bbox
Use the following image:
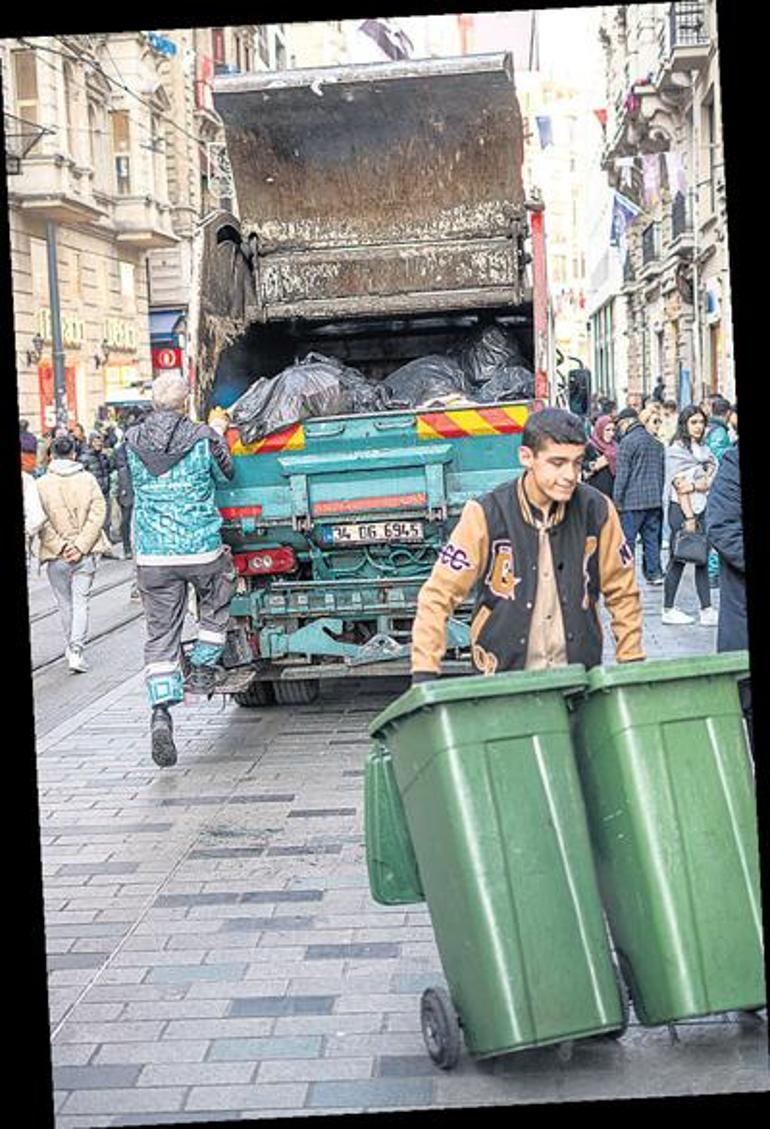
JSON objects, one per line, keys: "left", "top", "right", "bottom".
{"left": 272, "top": 679, "right": 320, "bottom": 705}
{"left": 234, "top": 680, "right": 275, "bottom": 708}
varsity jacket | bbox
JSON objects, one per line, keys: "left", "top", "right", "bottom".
{"left": 412, "top": 474, "right": 644, "bottom": 676}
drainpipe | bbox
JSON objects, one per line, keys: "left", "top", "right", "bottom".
{"left": 689, "top": 72, "right": 702, "bottom": 406}
{"left": 45, "top": 219, "right": 68, "bottom": 430}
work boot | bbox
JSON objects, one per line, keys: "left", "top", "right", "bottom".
{"left": 185, "top": 665, "right": 218, "bottom": 696}
{"left": 150, "top": 705, "right": 177, "bottom": 768}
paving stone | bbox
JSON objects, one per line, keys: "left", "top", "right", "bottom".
{"left": 239, "top": 889, "right": 324, "bottom": 904}
{"left": 136, "top": 1061, "right": 255, "bottom": 1086}
{"left": 92, "top": 1040, "right": 210, "bottom": 1065}
{"left": 153, "top": 892, "right": 240, "bottom": 907}
{"left": 59, "top": 1086, "right": 186, "bottom": 1115}
{"left": 258, "top": 1057, "right": 373, "bottom": 1083}
{"left": 306, "top": 1076, "right": 434, "bottom": 1108}
{"left": 56, "top": 1020, "right": 166, "bottom": 1044}
{"left": 162, "top": 1017, "right": 275, "bottom": 1040}
{"left": 145, "top": 963, "right": 248, "bottom": 984}
{"left": 375, "top": 1055, "right": 437, "bottom": 1077}
{"left": 207, "top": 1036, "right": 323, "bottom": 1061}
{"left": 50, "top": 1044, "right": 99, "bottom": 1066}
{"left": 228, "top": 995, "right": 336, "bottom": 1017}
{"left": 52, "top": 1064, "right": 142, "bottom": 1089}
{"left": 184, "top": 1082, "right": 309, "bottom": 1110}
{"left": 287, "top": 809, "right": 357, "bottom": 818}
{"left": 55, "top": 862, "right": 141, "bottom": 876}
{"left": 220, "top": 916, "right": 314, "bottom": 932}
{"left": 272, "top": 1014, "right": 383, "bottom": 1037}
{"left": 46, "top": 953, "right": 108, "bottom": 971}
{"left": 306, "top": 942, "right": 400, "bottom": 960}
{"left": 65, "top": 1003, "right": 125, "bottom": 1023}
{"left": 324, "top": 1032, "right": 427, "bottom": 1057}
{"left": 121, "top": 999, "right": 230, "bottom": 1021}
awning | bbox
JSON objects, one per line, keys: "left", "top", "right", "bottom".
{"left": 150, "top": 308, "right": 186, "bottom": 341}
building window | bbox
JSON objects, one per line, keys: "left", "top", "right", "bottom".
{"left": 704, "top": 94, "right": 716, "bottom": 216}
{"left": 119, "top": 261, "right": 136, "bottom": 306}
{"left": 13, "top": 49, "right": 38, "bottom": 124}
{"left": 212, "top": 28, "right": 225, "bottom": 65}
{"left": 592, "top": 302, "right": 614, "bottom": 395}
{"left": 112, "top": 110, "right": 131, "bottom": 195}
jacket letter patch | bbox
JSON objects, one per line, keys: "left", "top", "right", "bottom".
{"left": 485, "top": 539, "right": 522, "bottom": 600}
{"left": 582, "top": 535, "right": 598, "bottom": 609}
{"left": 438, "top": 541, "right": 474, "bottom": 572}
{"left": 618, "top": 538, "right": 634, "bottom": 568}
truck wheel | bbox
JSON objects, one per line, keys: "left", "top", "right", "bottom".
{"left": 421, "top": 987, "right": 461, "bottom": 1070}
{"left": 234, "top": 680, "right": 275, "bottom": 708}
{"left": 273, "top": 679, "right": 320, "bottom": 705}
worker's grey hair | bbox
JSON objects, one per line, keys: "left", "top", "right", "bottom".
{"left": 151, "top": 372, "right": 189, "bottom": 412}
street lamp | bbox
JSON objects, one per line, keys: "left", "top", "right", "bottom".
{"left": 26, "top": 333, "right": 45, "bottom": 366}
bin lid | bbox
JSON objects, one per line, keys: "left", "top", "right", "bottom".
{"left": 369, "top": 665, "right": 587, "bottom": 739}
{"left": 585, "top": 651, "right": 750, "bottom": 693}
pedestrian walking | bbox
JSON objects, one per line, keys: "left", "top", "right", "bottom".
{"left": 661, "top": 406, "right": 718, "bottom": 626}
{"left": 113, "top": 439, "right": 134, "bottom": 560}
{"left": 125, "top": 372, "right": 236, "bottom": 768}
{"left": 705, "top": 442, "right": 752, "bottom": 750}
{"left": 20, "top": 418, "right": 38, "bottom": 475}
{"left": 651, "top": 377, "right": 665, "bottom": 404}
{"left": 658, "top": 399, "right": 679, "bottom": 445}
{"left": 612, "top": 407, "right": 665, "bottom": 585}
{"left": 35, "top": 433, "right": 112, "bottom": 672}
{"left": 582, "top": 414, "right": 617, "bottom": 498}
{"left": 69, "top": 422, "right": 87, "bottom": 457}
{"left": 22, "top": 469, "right": 46, "bottom": 570}
{"left": 411, "top": 407, "right": 644, "bottom": 680}
{"left": 624, "top": 390, "right": 643, "bottom": 412}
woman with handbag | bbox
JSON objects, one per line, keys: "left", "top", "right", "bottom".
{"left": 661, "top": 406, "right": 718, "bottom": 626}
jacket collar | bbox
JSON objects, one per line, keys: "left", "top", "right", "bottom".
{"left": 517, "top": 472, "right": 566, "bottom": 529}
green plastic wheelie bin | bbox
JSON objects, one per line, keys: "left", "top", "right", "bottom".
{"left": 364, "top": 741, "right": 425, "bottom": 906}
{"left": 368, "top": 666, "right": 628, "bottom": 1068}
{"left": 569, "top": 652, "right": 766, "bottom": 1027}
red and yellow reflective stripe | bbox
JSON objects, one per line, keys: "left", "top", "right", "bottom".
{"left": 227, "top": 423, "right": 305, "bottom": 456}
{"left": 417, "top": 404, "right": 529, "bottom": 440}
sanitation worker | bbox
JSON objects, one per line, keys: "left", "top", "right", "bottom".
{"left": 124, "top": 372, "right": 236, "bottom": 767}
{"left": 411, "top": 406, "right": 645, "bottom": 681}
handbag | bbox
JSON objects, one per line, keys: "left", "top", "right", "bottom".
{"left": 671, "top": 526, "right": 709, "bottom": 565}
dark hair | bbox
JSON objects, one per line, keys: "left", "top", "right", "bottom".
{"left": 20, "top": 418, "right": 29, "bottom": 431}
{"left": 674, "top": 405, "right": 707, "bottom": 450}
{"left": 522, "top": 407, "right": 586, "bottom": 453}
{"left": 663, "top": 399, "right": 678, "bottom": 411}
{"left": 710, "top": 395, "right": 730, "bottom": 418}
{"left": 52, "top": 434, "right": 76, "bottom": 457}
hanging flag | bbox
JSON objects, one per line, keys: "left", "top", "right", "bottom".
{"left": 146, "top": 31, "right": 178, "bottom": 56}
{"left": 615, "top": 156, "right": 635, "bottom": 190}
{"left": 642, "top": 153, "right": 661, "bottom": 206}
{"left": 593, "top": 108, "right": 608, "bottom": 127}
{"left": 664, "top": 150, "right": 688, "bottom": 197}
{"left": 535, "top": 116, "right": 553, "bottom": 149}
{"left": 609, "top": 190, "right": 641, "bottom": 248}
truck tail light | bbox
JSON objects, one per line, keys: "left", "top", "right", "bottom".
{"left": 234, "top": 547, "right": 296, "bottom": 575}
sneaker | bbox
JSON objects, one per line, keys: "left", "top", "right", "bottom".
{"left": 646, "top": 575, "right": 664, "bottom": 586}
{"left": 129, "top": 585, "right": 141, "bottom": 602}
{"left": 150, "top": 706, "right": 177, "bottom": 768}
{"left": 661, "top": 607, "right": 695, "bottom": 625}
{"left": 185, "top": 665, "right": 218, "bottom": 696}
{"left": 699, "top": 607, "right": 719, "bottom": 627}
{"left": 67, "top": 646, "right": 89, "bottom": 673}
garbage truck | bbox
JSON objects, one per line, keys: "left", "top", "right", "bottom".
{"left": 186, "top": 52, "right": 588, "bottom": 705}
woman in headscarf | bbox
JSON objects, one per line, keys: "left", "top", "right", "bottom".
{"left": 582, "top": 413, "right": 617, "bottom": 498}
{"left": 661, "top": 405, "right": 718, "bottom": 626}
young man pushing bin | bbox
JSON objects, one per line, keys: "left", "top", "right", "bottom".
{"left": 411, "top": 407, "right": 645, "bottom": 681}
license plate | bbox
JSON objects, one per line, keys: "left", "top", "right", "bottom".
{"left": 331, "top": 520, "right": 424, "bottom": 545}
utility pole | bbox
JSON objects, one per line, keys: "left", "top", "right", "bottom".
{"left": 689, "top": 72, "right": 702, "bottom": 407}
{"left": 45, "top": 219, "right": 68, "bottom": 430}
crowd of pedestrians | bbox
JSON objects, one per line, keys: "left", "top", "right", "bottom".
{"left": 584, "top": 387, "right": 740, "bottom": 632}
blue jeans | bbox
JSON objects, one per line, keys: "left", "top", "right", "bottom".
{"left": 620, "top": 508, "right": 663, "bottom": 580}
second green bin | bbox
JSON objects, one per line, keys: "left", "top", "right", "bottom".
{"left": 569, "top": 652, "right": 765, "bottom": 1026}
{"left": 369, "top": 666, "right": 626, "bottom": 1060}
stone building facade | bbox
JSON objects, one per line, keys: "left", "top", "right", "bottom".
{"left": 597, "top": 1, "right": 732, "bottom": 405}
{"left": 3, "top": 25, "right": 289, "bottom": 435}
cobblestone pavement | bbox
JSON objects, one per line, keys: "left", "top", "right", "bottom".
{"left": 34, "top": 562, "right": 768, "bottom": 1126}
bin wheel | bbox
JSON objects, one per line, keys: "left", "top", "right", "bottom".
{"left": 272, "top": 679, "right": 320, "bottom": 706}
{"left": 234, "top": 680, "right": 275, "bottom": 708}
{"left": 420, "top": 987, "right": 461, "bottom": 1070}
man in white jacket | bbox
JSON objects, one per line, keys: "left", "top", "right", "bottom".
{"left": 36, "top": 433, "right": 112, "bottom": 673}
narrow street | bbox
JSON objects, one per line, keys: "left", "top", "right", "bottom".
{"left": 29, "top": 557, "right": 767, "bottom": 1126}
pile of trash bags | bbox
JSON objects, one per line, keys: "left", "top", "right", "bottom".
{"left": 227, "top": 326, "right": 536, "bottom": 443}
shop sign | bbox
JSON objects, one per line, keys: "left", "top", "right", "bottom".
{"left": 103, "top": 317, "right": 137, "bottom": 351}
{"left": 152, "top": 346, "right": 182, "bottom": 370}
{"left": 37, "top": 308, "right": 84, "bottom": 349}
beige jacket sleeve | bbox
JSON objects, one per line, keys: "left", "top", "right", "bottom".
{"left": 598, "top": 498, "right": 645, "bottom": 662}
{"left": 411, "top": 500, "right": 489, "bottom": 674}
{"left": 72, "top": 474, "right": 107, "bottom": 556}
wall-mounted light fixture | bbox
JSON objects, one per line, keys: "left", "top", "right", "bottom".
{"left": 26, "top": 333, "right": 44, "bottom": 366}
{"left": 93, "top": 339, "right": 111, "bottom": 369}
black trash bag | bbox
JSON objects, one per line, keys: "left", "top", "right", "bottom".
{"left": 380, "top": 355, "right": 469, "bottom": 409}
{"left": 475, "top": 365, "right": 536, "bottom": 403}
{"left": 230, "top": 352, "right": 382, "bottom": 443}
{"left": 453, "top": 324, "right": 529, "bottom": 386}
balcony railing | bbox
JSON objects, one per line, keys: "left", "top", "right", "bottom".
{"left": 641, "top": 222, "right": 660, "bottom": 265}
{"left": 669, "top": 2, "right": 709, "bottom": 49}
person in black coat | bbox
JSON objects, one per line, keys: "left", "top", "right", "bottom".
{"left": 613, "top": 408, "right": 666, "bottom": 583}
{"left": 113, "top": 440, "right": 134, "bottom": 558}
{"left": 79, "top": 432, "right": 114, "bottom": 538}
{"left": 705, "top": 443, "right": 752, "bottom": 748}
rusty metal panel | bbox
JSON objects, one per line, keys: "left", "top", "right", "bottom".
{"left": 213, "top": 54, "right": 525, "bottom": 256}
{"left": 263, "top": 287, "right": 523, "bottom": 323}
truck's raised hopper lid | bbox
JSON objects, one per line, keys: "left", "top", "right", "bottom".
{"left": 212, "top": 53, "right": 524, "bottom": 253}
